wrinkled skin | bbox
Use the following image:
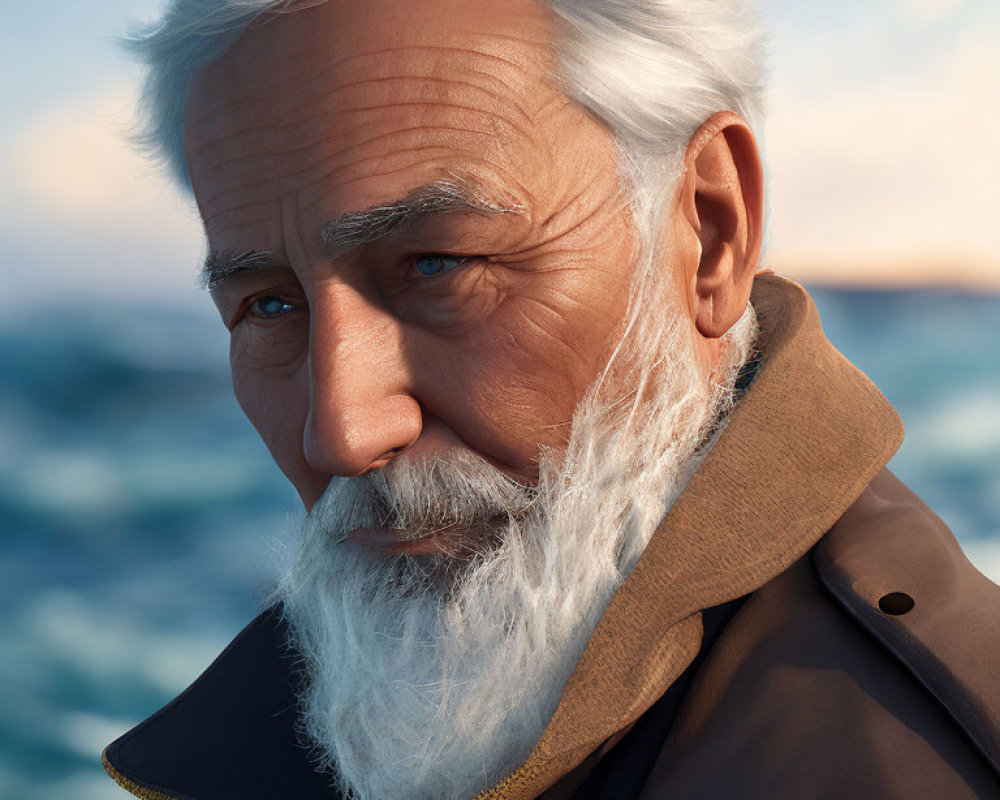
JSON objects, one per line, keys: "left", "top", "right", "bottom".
{"left": 185, "top": 0, "right": 763, "bottom": 512}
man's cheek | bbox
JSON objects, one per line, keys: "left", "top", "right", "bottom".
{"left": 232, "top": 369, "right": 314, "bottom": 488}
{"left": 424, "top": 350, "right": 580, "bottom": 472}
{"left": 499, "top": 290, "right": 627, "bottom": 391}
{"left": 228, "top": 316, "right": 309, "bottom": 378}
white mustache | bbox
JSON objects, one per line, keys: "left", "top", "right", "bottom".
{"left": 319, "top": 450, "right": 538, "bottom": 553}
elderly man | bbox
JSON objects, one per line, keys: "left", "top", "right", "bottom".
{"left": 103, "top": 0, "right": 1000, "bottom": 798}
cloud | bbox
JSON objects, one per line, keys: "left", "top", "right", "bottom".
{"left": 5, "top": 87, "right": 189, "bottom": 225}
{"left": 765, "top": 26, "right": 1000, "bottom": 289}
{"left": 898, "top": 0, "right": 965, "bottom": 26}
{"left": 2, "top": 86, "right": 204, "bottom": 302}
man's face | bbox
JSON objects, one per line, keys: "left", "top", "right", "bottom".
{"left": 186, "top": 0, "right": 661, "bottom": 510}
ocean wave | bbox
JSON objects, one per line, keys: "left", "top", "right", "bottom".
{"left": 4, "top": 288, "right": 999, "bottom": 795}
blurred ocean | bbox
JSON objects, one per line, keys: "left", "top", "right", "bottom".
{"left": 1, "top": 285, "right": 998, "bottom": 798}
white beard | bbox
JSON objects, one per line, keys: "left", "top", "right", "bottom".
{"left": 275, "top": 273, "right": 757, "bottom": 800}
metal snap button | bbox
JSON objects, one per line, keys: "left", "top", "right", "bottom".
{"left": 878, "top": 592, "right": 915, "bottom": 616}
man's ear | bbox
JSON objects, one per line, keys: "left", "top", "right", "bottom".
{"left": 676, "top": 111, "right": 764, "bottom": 339}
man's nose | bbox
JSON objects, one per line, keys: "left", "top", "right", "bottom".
{"left": 303, "top": 284, "right": 422, "bottom": 477}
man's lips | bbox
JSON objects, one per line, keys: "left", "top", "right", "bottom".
{"left": 344, "top": 527, "right": 456, "bottom": 555}
{"left": 343, "top": 516, "right": 508, "bottom": 557}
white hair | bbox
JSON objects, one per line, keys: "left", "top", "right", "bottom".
{"left": 124, "top": 0, "right": 765, "bottom": 206}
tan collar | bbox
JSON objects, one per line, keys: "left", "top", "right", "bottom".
{"left": 472, "top": 275, "right": 905, "bottom": 800}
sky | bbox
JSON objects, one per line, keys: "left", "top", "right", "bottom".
{"left": 1, "top": 0, "right": 998, "bottom": 308}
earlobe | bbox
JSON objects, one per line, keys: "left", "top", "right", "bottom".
{"left": 679, "top": 112, "right": 764, "bottom": 340}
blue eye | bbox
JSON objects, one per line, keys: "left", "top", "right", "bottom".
{"left": 414, "top": 255, "right": 465, "bottom": 277}
{"left": 250, "top": 296, "right": 297, "bottom": 317}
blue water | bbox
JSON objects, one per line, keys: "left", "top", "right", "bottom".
{"left": 2, "top": 286, "right": 998, "bottom": 798}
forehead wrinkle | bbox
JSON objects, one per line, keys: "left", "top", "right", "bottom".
{"left": 188, "top": 100, "right": 529, "bottom": 179}
{"left": 344, "top": 43, "right": 553, "bottom": 84}
{"left": 275, "top": 42, "right": 552, "bottom": 106}
{"left": 307, "top": 155, "right": 530, "bottom": 217}
{"left": 187, "top": 42, "right": 548, "bottom": 143}
{"left": 193, "top": 159, "right": 286, "bottom": 218}
{"left": 335, "top": 122, "right": 524, "bottom": 155}
{"left": 198, "top": 110, "right": 537, "bottom": 221}
{"left": 188, "top": 76, "right": 542, "bottom": 174}
{"left": 188, "top": 91, "right": 541, "bottom": 215}
{"left": 204, "top": 199, "right": 282, "bottom": 238}
{"left": 313, "top": 50, "right": 547, "bottom": 110}
{"left": 328, "top": 102, "right": 538, "bottom": 145}
{"left": 292, "top": 117, "right": 535, "bottom": 183}
{"left": 334, "top": 74, "right": 541, "bottom": 129}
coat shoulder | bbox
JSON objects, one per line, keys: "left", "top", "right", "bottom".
{"left": 640, "top": 469, "right": 1000, "bottom": 800}
{"left": 102, "top": 605, "right": 343, "bottom": 800}
{"left": 814, "top": 468, "right": 1000, "bottom": 774}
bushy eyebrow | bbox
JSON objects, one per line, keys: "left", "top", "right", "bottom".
{"left": 202, "top": 249, "right": 287, "bottom": 292}
{"left": 202, "top": 178, "right": 524, "bottom": 292}
{"left": 321, "top": 178, "right": 524, "bottom": 259}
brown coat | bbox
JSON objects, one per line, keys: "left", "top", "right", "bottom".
{"left": 104, "top": 276, "right": 1000, "bottom": 799}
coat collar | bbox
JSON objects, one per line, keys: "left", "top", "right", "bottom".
{"left": 104, "top": 276, "right": 904, "bottom": 800}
